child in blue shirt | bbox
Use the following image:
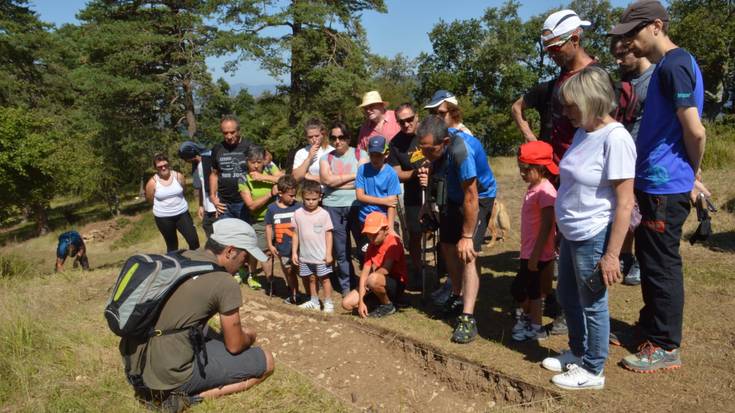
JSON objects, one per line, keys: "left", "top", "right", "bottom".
{"left": 355, "top": 135, "right": 401, "bottom": 233}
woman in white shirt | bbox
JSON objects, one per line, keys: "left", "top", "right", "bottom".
{"left": 145, "top": 153, "right": 200, "bottom": 252}
{"left": 540, "top": 66, "right": 636, "bottom": 391}
{"left": 292, "top": 118, "right": 333, "bottom": 183}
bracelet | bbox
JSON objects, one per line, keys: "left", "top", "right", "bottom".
{"left": 462, "top": 235, "right": 473, "bottom": 239}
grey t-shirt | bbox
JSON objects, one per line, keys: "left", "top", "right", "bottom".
{"left": 119, "top": 249, "right": 242, "bottom": 390}
{"left": 630, "top": 64, "right": 656, "bottom": 141}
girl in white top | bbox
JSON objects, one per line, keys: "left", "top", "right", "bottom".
{"left": 540, "top": 66, "right": 635, "bottom": 391}
{"left": 292, "top": 118, "right": 333, "bottom": 183}
{"left": 145, "top": 153, "right": 200, "bottom": 252}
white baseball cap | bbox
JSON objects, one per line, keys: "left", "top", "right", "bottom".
{"left": 211, "top": 218, "right": 268, "bottom": 262}
{"left": 541, "top": 10, "right": 591, "bottom": 47}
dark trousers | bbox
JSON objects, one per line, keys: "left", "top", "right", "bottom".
{"left": 325, "top": 205, "right": 362, "bottom": 295}
{"left": 634, "top": 190, "right": 691, "bottom": 350}
{"left": 202, "top": 211, "right": 217, "bottom": 238}
{"left": 154, "top": 212, "right": 200, "bottom": 253}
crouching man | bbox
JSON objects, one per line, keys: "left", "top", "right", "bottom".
{"left": 119, "top": 218, "right": 274, "bottom": 410}
{"left": 341, "top": 212, "right": 408, "bottom": 318}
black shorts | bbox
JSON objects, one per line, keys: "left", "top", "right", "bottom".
{"left": 439, "top": 197, "right": 494, "bottom": 252}
{"left": 177, "top": 339, "right": 267, "bottom": 396}
{"left": 363, "top": 275, "right": 405, "bottom": 308}
{"left": 510, "top": 259, "right": 552, "bottom": 302}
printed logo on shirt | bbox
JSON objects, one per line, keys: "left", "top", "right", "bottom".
{"left": 313, "top": 224, "right": 324, "bottom": 234}
{"left": 409, "top": 149, "right": 425, "bottom": 164}
{"left": 676, "top": 92, "right": 692, "bottom": 99}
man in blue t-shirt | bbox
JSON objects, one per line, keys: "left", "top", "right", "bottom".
{"left": 55, "top": 230, "right": 89, "bottom": 272}
{"left": 416, "top": 116, "right": 497, "bottom": 344}
{"left": 610, "top": 0, "right": 707, "bottom": 374}
{"left": 355, "top": 136, "right": 401, "bottom": 231}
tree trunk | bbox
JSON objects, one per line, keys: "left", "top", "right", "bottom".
{"left": 31, "top": 202, "right": 50, "bottom": 236}
{"left": 289, "top": 0, "right": 303, "bottom": 128}
{"left": 183, "top": 77, "right": 198, "bottom": 137}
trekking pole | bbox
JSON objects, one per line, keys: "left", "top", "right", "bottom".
{"left": 268, "top": 256, "right": 275, "bottom": 297}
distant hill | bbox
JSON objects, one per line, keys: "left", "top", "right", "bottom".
{"left": 229, "top": 83, "right": 279, "bottom": 97}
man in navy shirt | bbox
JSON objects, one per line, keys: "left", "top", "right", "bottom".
{"left": 610, "top": 0, "right": 707, "bottom": 373}
{"left": 417, "top": 116, "right": 497, "bottom": 344}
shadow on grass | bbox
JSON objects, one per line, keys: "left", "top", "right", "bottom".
{"left": 0, "top": 199, "right": 148, "bottom": 246}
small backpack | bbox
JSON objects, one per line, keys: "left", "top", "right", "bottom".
{"left": 105, "top": 250, "right": 220, "bottom": 338}
{"left": 611, "top": 79, "right": 640, "bottom": 131}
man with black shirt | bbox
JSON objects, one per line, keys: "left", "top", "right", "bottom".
{"left": 209, "top": 115, "right": 251, "bottom": 222}
{"left": 511, "top": 80, "right": 554, "bottom": 143}
{"left": 388, "top": 103, "right": 423, "bottom": 285}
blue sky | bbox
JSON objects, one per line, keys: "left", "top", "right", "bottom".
{"left": 30, "top": 0, "right": 631, "bottom": 86}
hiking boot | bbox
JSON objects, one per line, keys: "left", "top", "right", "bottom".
{"left": 542, "top": 349, "right": 583, "bottom": 372}
{"left": 621, "top": 341, "right": 682, "bottom": 373}
{"left": 368, "top": 303, "right": 397, "bottom": 318}
{"left": 440, "top": 295, "right": 463, "bottom": 318}
{"left": 551, "top": 364, "right": 605, "bottom": 390}
{"left": 621, "top": 253, "right": 641, "bottom": 285}
{"left": 160, "top": 392, "right": 198, "bottom": 413}
{"left": 451, "top": 314, "right": 478, "bottom": 344}
{"left": 549, "top": 314, "right": 568, "bottom": 335}
{"left": 247, "top": 276, "right": 262, "bottom": 290}
{"left": 298, "top": 299, "right": 320, "bottom": 311}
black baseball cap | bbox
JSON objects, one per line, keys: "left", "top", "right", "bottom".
{"left": 609, "top": 0, "right": 669, "bottom": 36}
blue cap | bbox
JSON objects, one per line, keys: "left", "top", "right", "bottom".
{"left": 424, "top": 90, "right": 458, "bottom": 109}
{"left": 178, "top": 141, "right": 207, "bottom": 160}
{"left": 367, "top": 136, "right": 387, "bottom": 154}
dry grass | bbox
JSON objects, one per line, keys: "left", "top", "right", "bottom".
{"left": 1, "top": 156, "right": 734, "bottom": 412}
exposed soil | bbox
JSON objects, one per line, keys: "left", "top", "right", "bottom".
{"left": 240, "top": 297, "right": 559, "bottom": 412}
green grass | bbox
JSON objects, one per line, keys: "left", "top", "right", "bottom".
{"left": 111, "top": 212, "right": 158, "bottom": 250}
{"left": 702, "top": 117, "right": 735, "bottom": 170}
{"left": 0, "top": 254, "right": 34, "bottom": 279}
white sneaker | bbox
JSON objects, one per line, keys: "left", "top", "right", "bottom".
{"left": 541, "top": 350, "right": 583, "bottom": 372}
{"left": 551, "top": 364, "right": 605, "bottom": 390}
{"left": 298, "top": 300, "right": 320, "bottom": 311}
{"left": 322, "top": 301, "right": 334, "bottom": 313}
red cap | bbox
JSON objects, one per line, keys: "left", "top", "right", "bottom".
{"left": 362, "top": 211, "right": 389, "bottom": 234}
{"left": 519, "top": 141, "right": 559, "bottom": 175}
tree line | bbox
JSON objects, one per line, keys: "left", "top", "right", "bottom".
{"left": 1, "top": 0, "right": 733, "bottom": 234}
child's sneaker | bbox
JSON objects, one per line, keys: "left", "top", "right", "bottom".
{"left": 512, "top": 311, "right": 530, "bottom": 336}
{"left": 542, "top": 349, "right": 583, "bottom": 372}
{"left": 513, "top": 324, "right": 548, "bottom": 341}
{"left": 247, "top": 276, "right": 262, "bottom": 290}
{"left": 368, "top": 303, "right": 396, "bottom": 318}
{"left": 298, "top": 299, "right": 320, "bottom": 311}
{"left": 322, "top": 301, "right": 334, "bottom": 313}
{"left": 451, "top": 314, "right": 477, "bottom": 344}
{"left": 551, "top": 363, "right": 605, "bottom": 390}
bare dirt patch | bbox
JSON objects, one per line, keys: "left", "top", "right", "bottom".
{"left": 241, "top": 297, "right": 559, "bottom": 412}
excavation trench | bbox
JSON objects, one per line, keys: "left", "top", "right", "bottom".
{"left": 240, "top": 296, "right": 560, "bottom": 412}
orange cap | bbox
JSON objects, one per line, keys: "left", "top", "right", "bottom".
{"left": 362, "top": 211, "right": 389, "bottom": 234}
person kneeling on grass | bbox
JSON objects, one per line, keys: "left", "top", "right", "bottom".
{"left": 341, "top": 212, "right": 408, "bottom": 318}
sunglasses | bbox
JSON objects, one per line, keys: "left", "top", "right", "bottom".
{"left": 397, "top": 115, "right": 416, "bottom": 125}
{"left": 622, "top": 21, "right": 651, "bottom": 40}
{"left": 329, "top": 134, "right": 349, "bottom": 141}
{"left": 156, "top": 163, "right": 169, "bottom": 170}
{"left": 430, "top": 108, "right": 449, "bottom": 116}
{"left": 543, "top": 32, "right": 574, "bottom": 52}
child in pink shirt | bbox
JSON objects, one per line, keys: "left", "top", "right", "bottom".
{"left": 511, "top": 141, "right": 558, "bottom": 341}
{"left": 292, "top": 180, "right": 334, "bottom": 312}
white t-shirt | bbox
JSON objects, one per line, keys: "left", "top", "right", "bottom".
{"left": 293, "top": 145, "right": 334, "bottom": 178}
{"left": 555, "top": 122, "right": 636, "bottom": 241}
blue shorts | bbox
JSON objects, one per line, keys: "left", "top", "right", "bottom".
{"left": 299, "top": 262, "right": 332, "bottom": 278}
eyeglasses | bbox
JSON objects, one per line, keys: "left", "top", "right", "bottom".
{"left": 156, "top": 163, "right": 169, "bottom": 170}
{"left": 397, "top": 115, "right": 416, "bottom": 125}
{"left": 329, "top": 134, "right": 349, "bottom": 141}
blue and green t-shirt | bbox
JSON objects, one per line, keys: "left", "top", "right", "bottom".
{"left": 636, "top": 48, "right": 703, "bottom": 194}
